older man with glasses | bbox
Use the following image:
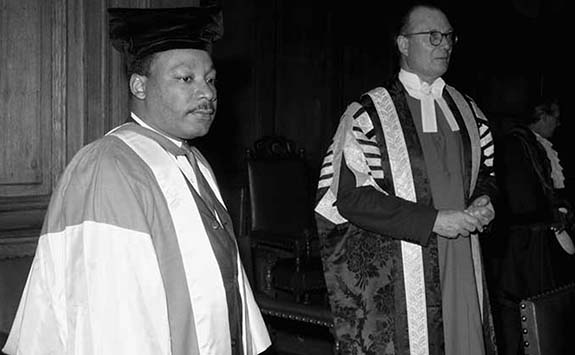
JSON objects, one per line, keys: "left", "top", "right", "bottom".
{"left": 315, "top": 2, "right": 497, "bottom": 354}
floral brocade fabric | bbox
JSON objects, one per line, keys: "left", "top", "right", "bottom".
{"left": 319, "top": 219, "right": 401, "bottom": 355}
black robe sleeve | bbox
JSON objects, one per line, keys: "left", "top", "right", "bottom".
{"left": 335, "top": 154, "right": 438, "bottom": 246}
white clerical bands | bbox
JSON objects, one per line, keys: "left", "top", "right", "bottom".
{"left": 399, "top": 69, "right": 460, "bottom": 133}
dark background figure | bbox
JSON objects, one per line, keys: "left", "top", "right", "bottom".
{"left": 485, "top": 96, "right": 575, "bottom": 355}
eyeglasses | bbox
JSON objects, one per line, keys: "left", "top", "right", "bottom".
{"left": 401, "top": 31, "right": 458, "bottom": 46}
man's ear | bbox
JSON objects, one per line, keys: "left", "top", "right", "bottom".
{"left": 396, "top": 35, "right": 409, "bottom": 57}
{"left": 129, "top": 74, "right": 147, "bottom": 100}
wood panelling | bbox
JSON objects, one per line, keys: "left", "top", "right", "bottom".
{"left": 0, "top": 256, "right": 33, "bottom": 333}
{"left": 66, "top": 0, "right": 87, "bottom": 158}
{"left": 0, "top": 0, "right": 64, "bottom": 197}
{"left": 0, "top": 0, "right": 66, "bottom": 257}
{"left": 0, "top": 0, "right": 44, "bottom": 191}
{"left": 273, "top": 0, "right": 337, "bottom": 173}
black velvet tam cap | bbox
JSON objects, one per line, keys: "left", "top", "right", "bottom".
{"left": 108, "top": 6, "right": 223, "bottom": 66}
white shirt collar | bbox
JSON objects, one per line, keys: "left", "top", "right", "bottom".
{"left": 398, "top": 69, "right": 459, "bottom": 133}
{"left": 130, "top": 112, "right": 183, "bottom": 148}
{"left": 532, "top": 130, "right": 565, "bottom": 189}
{"left": 399, "top": 69, "right": 445, "bottom": 95}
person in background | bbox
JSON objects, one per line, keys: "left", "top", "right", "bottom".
{"left": 490, "top": 96, "right": 575, "bottom": 355}
{"left": 2, "top": 6, "right": 270, "bottom": 355}
{"left": 314, "top": 2, "right": 497, "bottom": 354}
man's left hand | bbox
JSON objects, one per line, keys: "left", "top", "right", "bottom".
{"left": 465, "top": 195, "right": 495, "bottom": 228}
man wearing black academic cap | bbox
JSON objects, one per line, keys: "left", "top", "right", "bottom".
{"left": 2, "top": 6, "right": 271, "bottom": 355}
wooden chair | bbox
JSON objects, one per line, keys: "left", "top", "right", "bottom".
{"left": 241, "top": 135, "right": 326, "bottom": 304}
{"left": 239, "top": 135, "right": 339, "bottom": 354}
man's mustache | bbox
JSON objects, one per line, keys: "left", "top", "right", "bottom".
{"left": 191, "top": 102, "right": 215, "bottom": 112}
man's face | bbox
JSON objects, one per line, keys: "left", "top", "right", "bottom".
{"left": 539, "top": 103, "right": 561, "bottom": 139}
{"left": 138, "top": 48, "right": 217, "bottom": 140}
{"left": 398, "top": 7, "right": 454, "bottom": 83}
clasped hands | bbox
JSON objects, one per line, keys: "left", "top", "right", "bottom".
{"left": 432, "top": 195, "right": 494, "bottom": 239}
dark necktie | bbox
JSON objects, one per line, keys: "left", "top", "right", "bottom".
{"left": 182, "top": 146, "right": 225, "bottom": 222}
{"left": 181, "top": 144, "right": 243, "bottom": 354}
